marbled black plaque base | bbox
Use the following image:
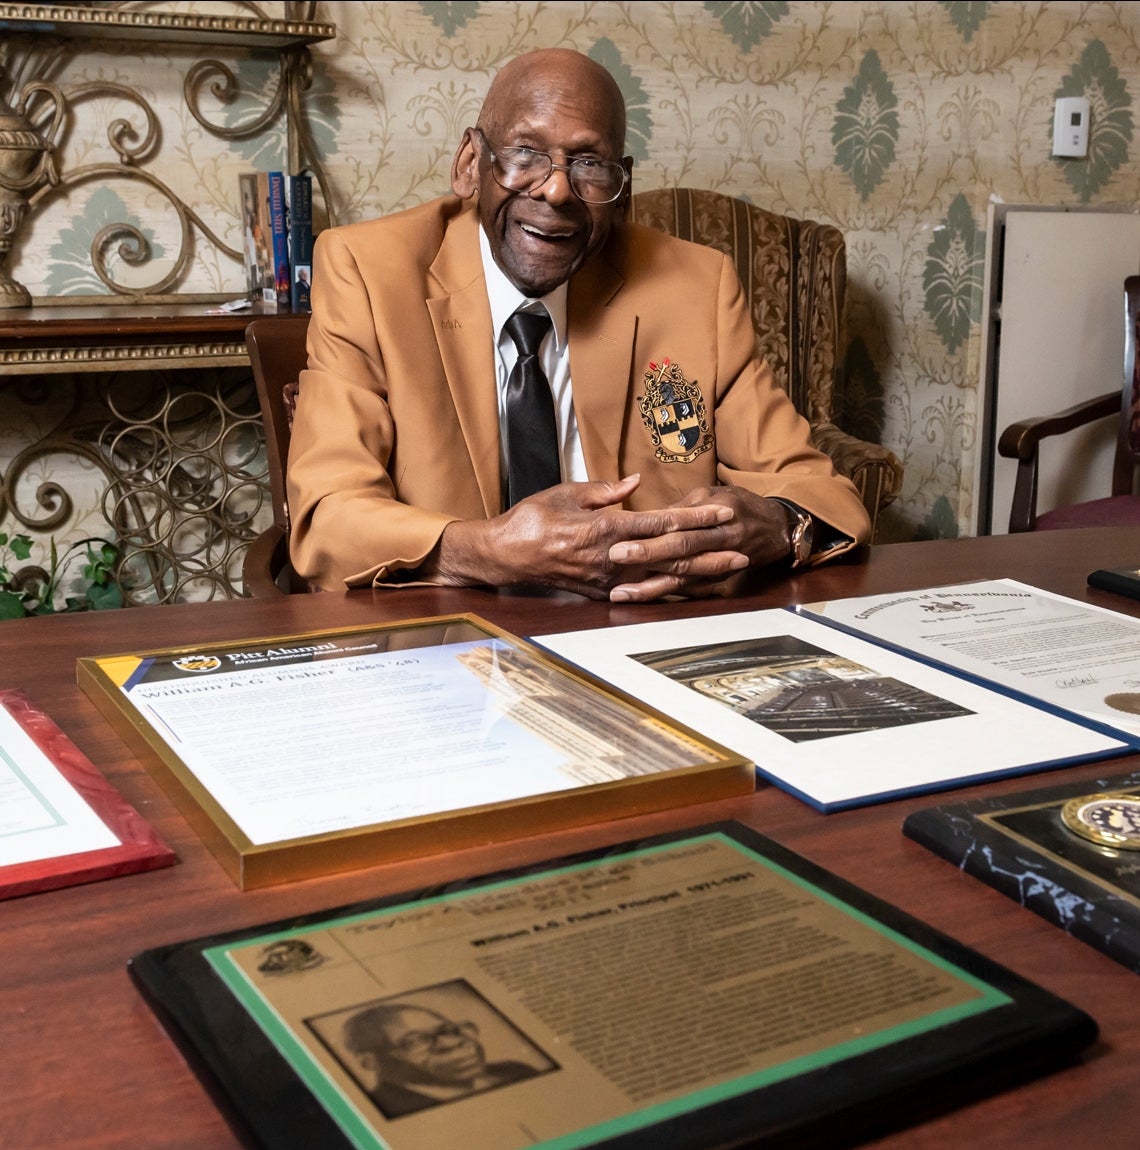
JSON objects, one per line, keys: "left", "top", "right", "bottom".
{"left": 904, "top": 770, "right": 1140, "bottom": 973}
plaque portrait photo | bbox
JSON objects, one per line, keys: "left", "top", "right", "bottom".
{"left": 305, "top": 978, "right": 558, "bottom": 1121}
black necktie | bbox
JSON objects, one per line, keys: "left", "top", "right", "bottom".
{"left": 503, "top": 308, "right": 559, "bottom": 506}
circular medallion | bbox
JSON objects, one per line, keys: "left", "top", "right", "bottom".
{"left": 1102, "top": 693, "right": 1140, "bottom": 716}
{"left": 1060, "top": 792, "right": 1140, "bottom": 850}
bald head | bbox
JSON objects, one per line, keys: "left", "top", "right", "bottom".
{"left": 478, "top": 49, "right": 627, "bottom": 156}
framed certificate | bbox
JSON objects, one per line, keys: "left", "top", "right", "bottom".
{"left": 0, "top": 688, "right": 174, "bottom": 898}
{"left": 129, "top": 822, "right": 1097, "bottom": 1149}
{"left": 78, "top": 615, "right": 752, "bottom": 889}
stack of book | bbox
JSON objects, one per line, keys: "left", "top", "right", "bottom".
{"left": 238, "top": 171, "right": 314, "bottom": 312}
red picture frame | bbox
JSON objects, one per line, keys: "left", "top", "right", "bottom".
{"left": 0, "top": 688, "right": 175, "bottom": 899}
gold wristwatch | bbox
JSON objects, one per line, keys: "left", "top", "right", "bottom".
{"left": 774, "top": 500, "right": 814, "bottom": 569}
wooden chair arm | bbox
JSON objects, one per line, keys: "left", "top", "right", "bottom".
{"left": 997, "top": 391, "right": 1120, "bottom": 461}
{"left": 996, "top": 391, "right": 1120, "bottom": 532}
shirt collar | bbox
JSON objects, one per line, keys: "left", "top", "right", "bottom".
{"left": 479, "top": 224, "right": 567, "bottom": 350}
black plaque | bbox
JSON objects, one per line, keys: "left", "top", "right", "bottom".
{"left": 129, "top": 822, "right": 1096, "bottom": 1150}
{"left": 904, "top": 770, "right": 1140, "bottom": 973}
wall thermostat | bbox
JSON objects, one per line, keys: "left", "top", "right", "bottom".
{"left": 1053, "top": 96, "right": 1090, "bottom": 158}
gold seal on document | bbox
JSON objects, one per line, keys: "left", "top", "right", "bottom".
{"left": 1060, "top": 791, "right": 1140, "bottom": 850}
{"left": 1103, "top": 692, "right": 1140, "bottom": 716}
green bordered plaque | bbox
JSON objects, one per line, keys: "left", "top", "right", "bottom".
{"left": 128, "top": 821, "right": 1096, "bottom": 1149}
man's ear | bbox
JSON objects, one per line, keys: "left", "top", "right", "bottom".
{"left": 452, "top": 128, "right": 479, "bottom": 199}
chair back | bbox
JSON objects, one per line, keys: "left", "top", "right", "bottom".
{"left": 628, "top": 187, "right": 901, "bottom": 534}
{"left": 244, "top": 314, "right": 310, "bottom": 595}
{"left": 628, "top": 186, "right": 845, "bottom": 422}
{"left": 1117, "top": 275, "right": 1140, "bottom": 491}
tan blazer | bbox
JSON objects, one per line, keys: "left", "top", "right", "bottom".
{"left": 287, "top": 195, "right": 870, "bottom": 589}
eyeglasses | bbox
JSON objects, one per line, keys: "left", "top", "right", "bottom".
{"left": 474, "top": 128, "right": 628, "bottom": 205}
{"left": 391, "top": 1020, "right": 478, "bottom": 1057}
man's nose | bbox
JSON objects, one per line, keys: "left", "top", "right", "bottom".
{"left": 531, "top": 162, "right": 576, "bottom": 204}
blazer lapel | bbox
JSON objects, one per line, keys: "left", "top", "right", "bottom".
{"left": 426, "top": 209, "right": 501, "bottom": 517}
{"left": 567, "top": 256, "right": 636, "bottom": 484}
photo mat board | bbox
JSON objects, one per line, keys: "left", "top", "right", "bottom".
{"left": 904, "top": 769, "right": 1140, "bottom": 973}
{"left": 537, "top": 608, "right": 1134, "bottom": 812}
{"left": 128, "top": 822, "right": 1097, "bottom": 1150}
{"left": 0, "top": 688, "right": 174, "bottom": 899}
{"left": 76, "top": 615, "right": 752, "bottom": 888}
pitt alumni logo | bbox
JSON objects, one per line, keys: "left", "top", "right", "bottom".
{"left": 172, "top": 655, "right": 222, "bottom": 673}
{"left": 637, "top": 358, "right": 712, "bottom": 464}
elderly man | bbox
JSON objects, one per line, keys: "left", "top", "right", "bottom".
{"left": 287, "top": 48, "right": 870, "bottom": 601}
{"left": 343, "top": 1003, "right": 539, "bottom": 1118}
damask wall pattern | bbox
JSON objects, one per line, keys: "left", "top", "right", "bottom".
{"left": 10, "top": 1, "right": 1140, "bottom": 547}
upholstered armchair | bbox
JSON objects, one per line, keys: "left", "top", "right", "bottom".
{"left": 629, "top": 187, "right": 902, "bottom": 537}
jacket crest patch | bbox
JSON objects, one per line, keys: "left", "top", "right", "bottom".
{"left": 638, "top": 359, "right": 713, "bottom": 464}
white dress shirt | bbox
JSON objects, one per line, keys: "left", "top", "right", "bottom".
{"left": 479, "top": 226, "right": 589, "bottom": 492}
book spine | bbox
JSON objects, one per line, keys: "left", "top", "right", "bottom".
{"left": 238, "top": 172, "right": 266, "bottom": 300}
{"left": 268, "top": 171, "right": 291, "bottom": 309}
{"left": 288, "top": 174, "right": 313, "bottom": 314}
{"left": 253, "top": 172, "right": 276, "bottom": 303}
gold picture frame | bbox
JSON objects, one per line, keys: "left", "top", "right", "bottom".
{"left": 78, "top": 614, "right": 753, "bottom": 889}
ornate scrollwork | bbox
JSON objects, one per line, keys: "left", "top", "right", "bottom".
{"left": 184, "top": 55, "right": 289, "bottom": 140}
{"left": 0, "top": 369, "right": 271, "bottom": 605}
{"left": 30, "top": 155, "right": 244, "bottom": 295}
{"left": 0, "top": 2, "right": 335, "bottom": 304}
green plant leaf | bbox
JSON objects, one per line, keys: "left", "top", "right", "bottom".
{"left": 589, "top": 39, "right": 653, "bottom": 163}
{"left": 87, "top": 583, "right": 123, "bottom": 611}
{"left": 420, "top": 1, "right": 479, "bottom": 37}
{"left": 10, "top": 535, "right": 32, "bottom": 561}
{"left": 923, "top": 194, "right": 985, "bottom": 353}
{"left": 0, "top": 590, "right": 26, "bottom": 619}
{"left": 1055, "top": 40, "right": 1133, "bottom": 202}
{"left": 704, "top": 1, "right": 789, "bottom": 52}
{"left": 938, "top": 1, "right": 989, "bottom": 42}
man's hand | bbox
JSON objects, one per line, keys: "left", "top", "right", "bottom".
{"left": 419, "top": 475, "right": 742, "bottom": 599}
{"left": 607, "top": 486, "right": 794, "bottom": 602}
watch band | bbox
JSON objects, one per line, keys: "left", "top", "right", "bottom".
{"left": 773, "top": 499, "right": 814, "bottom": 569}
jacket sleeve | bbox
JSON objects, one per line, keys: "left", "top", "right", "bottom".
{"left": 707, "top": 252, "right": 872, "bottom": 560}
{"left": 286, "top": 228, "right": 457, "bottom": 590}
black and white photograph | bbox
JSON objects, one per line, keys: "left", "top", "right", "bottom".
{"left": 306, "top": 979, "right": 557, "bottom": 1120}
{"left": 633, "top": 636, "right": 973, "bottom": 743}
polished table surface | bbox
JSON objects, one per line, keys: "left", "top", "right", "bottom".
{"left": 4, "top": 527, "right": 1140, "bottom": 1150}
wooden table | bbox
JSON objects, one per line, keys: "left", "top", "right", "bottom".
{"left": 4, "top": 528, "right": 1140, "bottom": 1149}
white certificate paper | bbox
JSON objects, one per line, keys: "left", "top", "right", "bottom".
{"left": 538, "top": 608, "right": 1133, "bottom": 811}
{"left": 800, "top": 578, "right": 1140, "bottom": 738}
{"left": 0, "top": 703, "right": 118, "bottom": 867}
{"left": 109, "top": 629, "right": 719, "bottom": 847}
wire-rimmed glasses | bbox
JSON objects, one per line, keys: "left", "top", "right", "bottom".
{"left": 474, "top": 128, "right": 628, "bottom": 205}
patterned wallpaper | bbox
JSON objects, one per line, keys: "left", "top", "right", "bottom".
{"left": 8, "top": 1, "right": 1140, "bottom": 547}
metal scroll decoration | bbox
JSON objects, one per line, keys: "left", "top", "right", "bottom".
{"left": 0, "top": 369, "right": 269, "bottom": 605}
{"left": 0, "top": 2, "right": 333, "bottom": 304}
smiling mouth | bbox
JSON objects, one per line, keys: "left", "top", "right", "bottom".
{"left": 518, "top": 220, "right": 577, "bottom": 242}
